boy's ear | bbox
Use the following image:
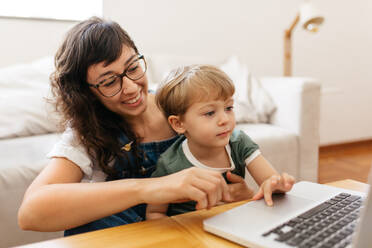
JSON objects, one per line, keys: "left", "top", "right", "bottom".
{"left": 168, "top": 115, "right": 185, "bottom": 134}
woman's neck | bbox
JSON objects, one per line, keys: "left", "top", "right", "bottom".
{"left": 127, "top": 94, "right": 175, "bottom": 142}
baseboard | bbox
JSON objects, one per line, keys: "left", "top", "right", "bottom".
{"left": 319, "top": 139, "right": 372, "bottom": 152}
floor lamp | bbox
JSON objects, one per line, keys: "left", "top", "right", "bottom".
{"left": 284, "top": 2, "right": 324, "bottom": 76}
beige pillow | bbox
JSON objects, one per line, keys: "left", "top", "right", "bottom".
{"left": 219, "top": 56, "right": 276, "bottom": 123}
{"left": 0, "top": 57, "right": 61, "bottom": 139}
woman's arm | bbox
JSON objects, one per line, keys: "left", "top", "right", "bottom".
{"left": 18, "top": 157, "right": 145, "bottom": 231}
{"left": 18, "top": 159, "right": 230, "bottom": 231}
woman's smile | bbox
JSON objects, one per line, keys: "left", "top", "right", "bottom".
{"left": 122, "top": 90, "right": 143, "bottom": 106}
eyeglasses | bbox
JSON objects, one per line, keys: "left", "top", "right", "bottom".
{"left": 88, "top": 54, "right": 147, "bottom": 97}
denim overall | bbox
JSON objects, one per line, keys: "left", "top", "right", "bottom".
{"left": 64, "top": 133, "right": 178, "bottom": 236}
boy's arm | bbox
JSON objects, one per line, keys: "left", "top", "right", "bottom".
{"left": 246, "top": 154, "right": 278, "bottom": 186}
{"left": 146, "top": 203, "right": 169, "bottom": 220}
{"left": 246, "top": 154, "right": 295, "bottom": 206}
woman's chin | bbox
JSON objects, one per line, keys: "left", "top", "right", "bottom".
{"left": 120, "top": 94, "right": 148, "bottom": 117}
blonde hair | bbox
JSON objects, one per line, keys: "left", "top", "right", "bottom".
{"left": 156, "top": 65, "right": 235, "bottom": 118}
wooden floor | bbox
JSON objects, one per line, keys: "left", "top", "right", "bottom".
{"left": 318, "top": 140, "right": 372, "bottom": 184}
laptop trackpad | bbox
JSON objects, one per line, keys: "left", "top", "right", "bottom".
{"left": 247, "top": 193, "right": 315, "bottom": 217}
{"left": 204, "top": 193, "right": 317, "bottom": 238}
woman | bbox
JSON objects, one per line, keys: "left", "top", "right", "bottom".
{"left": 18, "top": 17, "right": 253, "bottom": 236}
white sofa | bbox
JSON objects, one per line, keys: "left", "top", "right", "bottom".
{"left": 0, "top": 57, "right": 320, "bottom": 247}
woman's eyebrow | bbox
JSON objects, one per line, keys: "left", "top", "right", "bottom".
{"left": 124, "top": 54, "right": 137, "bottom": 66}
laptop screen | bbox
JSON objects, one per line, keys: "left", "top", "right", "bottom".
{"left": 352, "top": 172, "right": 372, "bottom": 247}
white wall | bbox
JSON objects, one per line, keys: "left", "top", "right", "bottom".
{"left": 0, "top": 0, "right": 371, "bottom": 145}
{"left": 0, "top": 17, "right": 76, "bottom": 67}
{"left": 104, "top": 0, "right": 372, "bottom": 145}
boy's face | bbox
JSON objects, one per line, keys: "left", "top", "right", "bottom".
{"left": 176, "top": 97, "right": 236, "bottom": 149}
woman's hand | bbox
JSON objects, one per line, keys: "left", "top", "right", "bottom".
{"left": 142, "top": 167, "right": 232, "bottom": 210}
{"left": 225, "top": 171, "right": 254, "bottom": 202}
{"left": 252, "top": 173, "right": 295, "bottom": 206}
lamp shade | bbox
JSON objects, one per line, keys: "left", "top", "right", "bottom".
{"left": 299, "top": 2, "right": 324, "bottom": 32}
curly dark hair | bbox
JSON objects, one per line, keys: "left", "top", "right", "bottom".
{"left": 50, "top": 17, "right": 141, "bottom": 179}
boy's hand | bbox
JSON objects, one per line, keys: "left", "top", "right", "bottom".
{"left": 252, "top": 173, "right": 295, "bottom": 206}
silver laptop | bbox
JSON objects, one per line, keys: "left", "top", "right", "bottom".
{"left": 204, "top": 178, "right": 371, "bottom": 248}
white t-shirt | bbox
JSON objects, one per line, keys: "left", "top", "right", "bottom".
{"left": 47, "top": 128, "right": 107, "bottom": 182}
{"left": 181, "top": 139, "right": 261, "bottom": 173}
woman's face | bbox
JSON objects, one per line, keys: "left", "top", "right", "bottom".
{"left": 86, "top": 46, "right": 149, "bottom": 119}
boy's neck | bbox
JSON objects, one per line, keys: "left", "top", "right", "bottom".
{"left": 186, "top": 139, "right": 230, "bottom": 169}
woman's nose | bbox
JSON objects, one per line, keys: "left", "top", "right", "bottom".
{"left": 122, "top": 77, "right": 138, "bottom": 95}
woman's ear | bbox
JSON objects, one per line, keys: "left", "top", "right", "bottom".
{"left": 168, "top": 115, "right": 185, "bottom": 134}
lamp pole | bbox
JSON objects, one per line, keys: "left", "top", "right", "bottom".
{"left": 284, "top": 14, "right": 299, "bottom": 76}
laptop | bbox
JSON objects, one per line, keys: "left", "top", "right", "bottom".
{"left": 203, "top": 178, "right": 371, "bottom": 248}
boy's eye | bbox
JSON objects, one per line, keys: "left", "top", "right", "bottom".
{"left": 226, "top": 106, "right": 234, "bottom": 111}
{"left": 204, "top": 111, "right": 215, "bottom": 116}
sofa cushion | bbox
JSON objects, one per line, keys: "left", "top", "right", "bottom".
{"left": 0, "top": 133, "right": 61, "bottom": 168}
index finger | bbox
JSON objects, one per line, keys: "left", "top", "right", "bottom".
{"left": 264, "top": 178, "right": 276, "bottom": 206}
{"left": 196, "top": 169, "right": 231, "bottom": 202}
{"left": 282, "top": 173, "right": 295, "bottom": 187}
{"left": 226, "top": 171, "right": 244, "bottom": 183}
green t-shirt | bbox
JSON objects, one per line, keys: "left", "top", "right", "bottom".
{"left": 151, "top": 129, "right": 259, "bottom": 216}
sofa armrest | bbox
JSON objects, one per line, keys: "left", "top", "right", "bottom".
{"left": 0, "top": 134, "right": 63, "bottom": 247}
{"left": 260, "top": 77, "right": 321, "bottom": 182}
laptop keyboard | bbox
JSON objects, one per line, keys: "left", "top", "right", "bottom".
{"left": 262, "top": 193, "right": 363, "bottom": 248}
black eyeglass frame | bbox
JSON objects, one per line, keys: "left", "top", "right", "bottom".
{"left": 87, "top": 54, "right": 147, "bottom": 97}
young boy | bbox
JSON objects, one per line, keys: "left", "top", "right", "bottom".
{"left": 147, "top": 65, "right": 295, "bottom": 220}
